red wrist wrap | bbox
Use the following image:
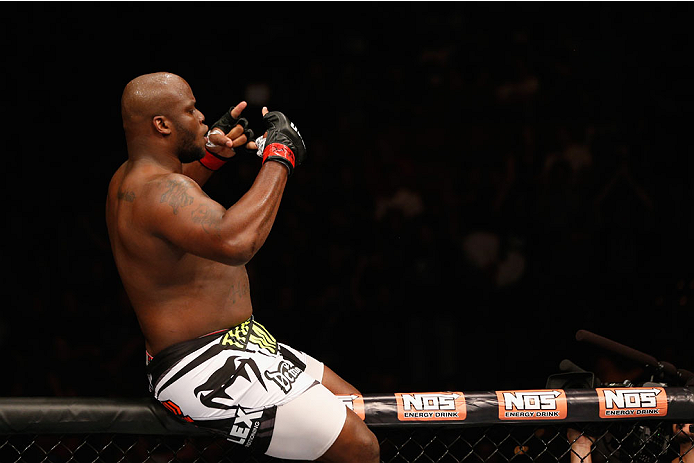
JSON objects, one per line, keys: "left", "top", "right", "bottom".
{"left": 262, "top": 143, "right": 295, "bottom": 169}
{"left": 198, "top": 150, "right": 229, "bottom": 171}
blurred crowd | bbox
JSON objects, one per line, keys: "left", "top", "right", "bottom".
{"left": 3, "top": 4, "right": 691, "bottom": 397}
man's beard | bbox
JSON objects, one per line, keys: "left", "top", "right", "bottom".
{"left": 175, "top": 123, "right": 206, "bottom": 163}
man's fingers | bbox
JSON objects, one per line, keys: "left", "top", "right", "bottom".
{"left": 230, "top": 101, "right": 248, "bottom": 119}
{"left": 232, "top": 134, "right": 248, "bottom": 148}
{"left": 226, "top": 124, "right": 246, "bottom": 139}
{"left": 215, "top": 106, "right": 267, "bottom": 153}
{"left": 208, "top": 129, "right": 233, "bottom": 148}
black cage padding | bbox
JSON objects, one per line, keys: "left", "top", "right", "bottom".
{"left": 1, "top": 387, "right": 692, "bottom": 435}
{"left": 0, "top": 398, "right": 206, "bottom": 435}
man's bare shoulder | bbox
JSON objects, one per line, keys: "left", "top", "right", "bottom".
{"left": 139, "top": 172, "right": 199, "bottom": 198}
{"left": 109, "top": 166, "right": 205, "bottom": 225}
{"left": 109, "top": 167, "right": 197, "bottom": 212}
{"left": 136, "top": 173, "right": 205, "bottom": 218}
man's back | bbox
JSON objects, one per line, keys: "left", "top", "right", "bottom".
{"left": 106, "top": 160, "right": 253, "bottom": 356}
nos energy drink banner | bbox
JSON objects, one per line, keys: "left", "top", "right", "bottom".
{"left": 336, "top": 387, "right": 693, "bottom": 426}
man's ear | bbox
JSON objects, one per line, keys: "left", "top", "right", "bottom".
{"left": 153, "top": 116, "right": 172, "bottom": 135}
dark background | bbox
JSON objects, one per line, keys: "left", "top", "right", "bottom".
{"left": 3, "top": 3, "right": 692, "bottom": 398}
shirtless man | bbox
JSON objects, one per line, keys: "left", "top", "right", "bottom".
{"left": 106, "top": 72, "right": 379, "bottom": 462}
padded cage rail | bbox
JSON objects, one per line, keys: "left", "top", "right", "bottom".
{"left": 1, "top": 388, "right": 693, "bottom": 462}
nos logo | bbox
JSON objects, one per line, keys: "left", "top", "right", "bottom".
{"left": 395, "top": 392, "right": 466, "bottom": 421}
{"left": 597, "top": 387, "right": 668, "bottom": 418}
{"left": 496, "top": 390, "right": 568, "bottom": 420}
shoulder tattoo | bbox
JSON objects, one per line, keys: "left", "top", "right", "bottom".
{"left": 117, "top": 189, "right": 136, "bottom": 202}
{"left": 160, "top": 178, "right": 194, "bottom": 215}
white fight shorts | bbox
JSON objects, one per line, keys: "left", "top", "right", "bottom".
{"left": 146, "top": 317, "right": 346, "bottom": 460}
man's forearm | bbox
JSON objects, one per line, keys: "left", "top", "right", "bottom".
{"left": 183, "top": 161, "right": 215, "bottom": 187}
{"left": 217, "top": 161, "right": 288, "bottom": 265}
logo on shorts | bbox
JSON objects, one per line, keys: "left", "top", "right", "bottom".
{"left": 597, "top": 387, "right": 668, "bottom": 418}
{"left": 395, "top": 392, "right": 466, "bottom": 421}
{"left": 194, "top": 356, "right": 266, "bottom": 409}
{"left": 264, "top": 360, "right": 302, "bottom": 393}
{"left": 496, "top": 390, "right": 567, "bottom": 420}
{"left": 221, "top": 320, "right": 278, "bottom": 354}
{"left": 337, "top": 394, "right": 366, "bottom": 420}
{"left": 228, "top": 407, "right": 264, "bottom": 447}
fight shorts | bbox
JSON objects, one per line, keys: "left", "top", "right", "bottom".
{"left": 146, "top": 317, "right": 347, "bottom": 459}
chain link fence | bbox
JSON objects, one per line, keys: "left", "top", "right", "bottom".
{"left": 1, "top": 421, "right": 693, "bottom": 462}
{"left": 1, "top": 388, "right": 692, "bottom": 463}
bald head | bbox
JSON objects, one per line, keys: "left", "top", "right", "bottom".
{"left": 120, "top": 72, "right": 208, "bottom": 163}
{"left": 121, "top": 72, "right": 192, "bottom": 133}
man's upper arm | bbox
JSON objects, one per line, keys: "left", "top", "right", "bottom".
{"left": 139, "top": 174, "right": 232, "bottom": 262}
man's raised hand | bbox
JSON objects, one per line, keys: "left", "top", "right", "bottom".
{"left": 205, "top": 101, "right": 256, "bottom": 159}
{"left": 255, "top": 107, "right": 306, "bottom": 176}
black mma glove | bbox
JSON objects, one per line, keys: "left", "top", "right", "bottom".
{"left": 200, "top": 106, "right": 256, "bottom": 170}
{"left": 209, "top": 105, "right": 255, "bottom": 141}
{"left": 258, "top": 111, "right": 306, "bottom": 176}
